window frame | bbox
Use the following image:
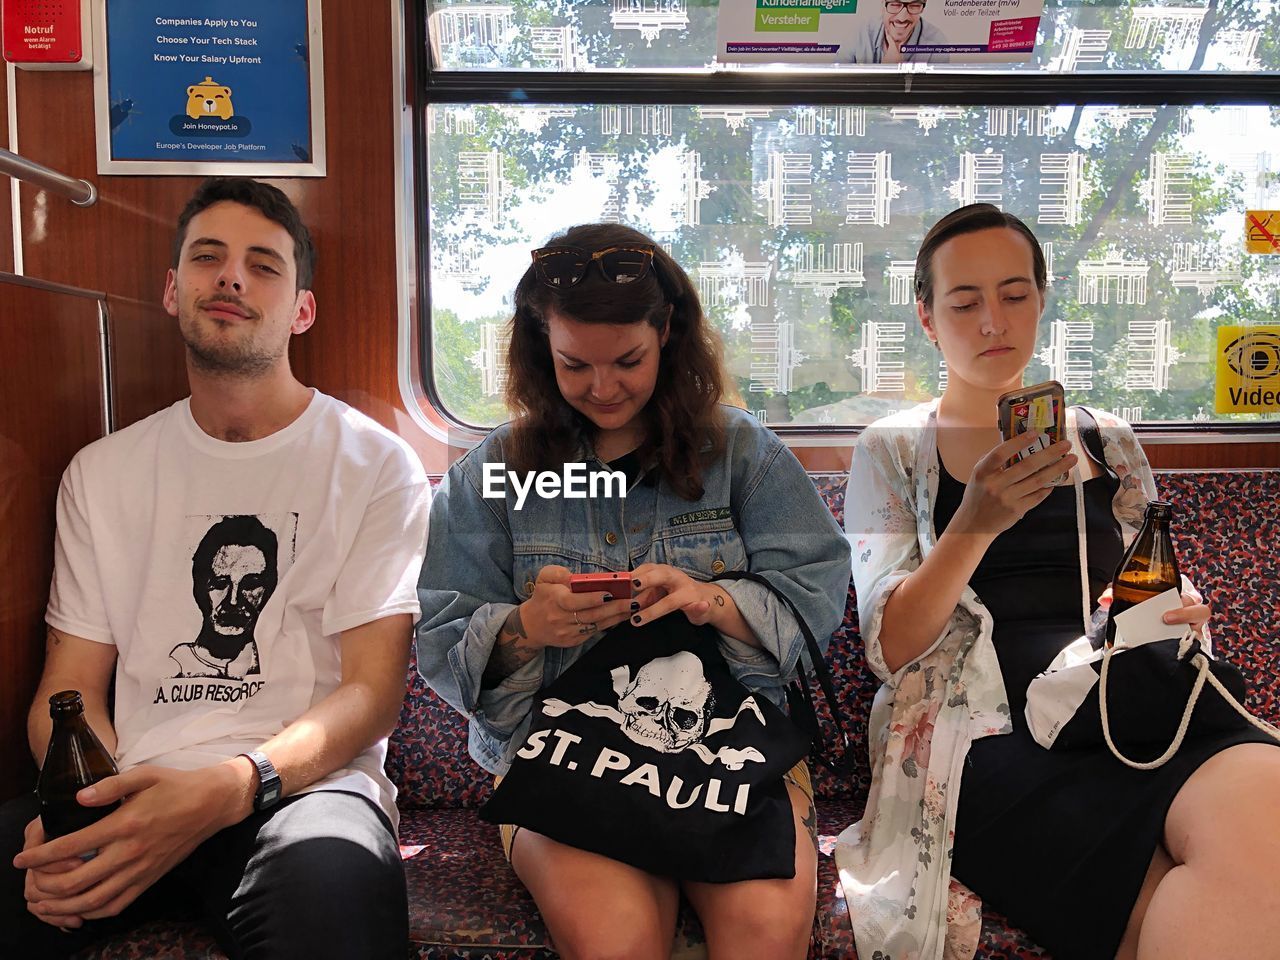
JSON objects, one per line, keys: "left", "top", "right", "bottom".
{"left": 407, "top": 2, "right": 1280, "bottom": 445}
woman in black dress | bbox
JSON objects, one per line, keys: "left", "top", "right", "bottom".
{"left": 849, "top": 203, "right": 1280, "bottom": 959}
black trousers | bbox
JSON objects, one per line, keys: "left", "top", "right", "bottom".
{"left": 0, "top": 788, "right": 408, "bottom": 960}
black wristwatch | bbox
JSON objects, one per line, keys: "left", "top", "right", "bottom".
{"left": 242, "top": 750, "right": 282, "bottom": 812}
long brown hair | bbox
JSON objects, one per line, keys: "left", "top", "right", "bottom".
{"left": 504, "top": 223, "right": 726, "bottom": 501}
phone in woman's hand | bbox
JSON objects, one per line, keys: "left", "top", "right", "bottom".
{"left": 997, "top": 380, "right": 1065, "bottom": 464}
{"left": 567, "top": 571, "right": 633, "bottom": 599}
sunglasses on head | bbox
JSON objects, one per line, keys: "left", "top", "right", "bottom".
{"left": 530, "top": 244, "right": 656, "bottom": 289}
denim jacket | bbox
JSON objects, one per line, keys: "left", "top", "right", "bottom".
{"left": 416, "top": 404, "right": 852, "bottom": 775}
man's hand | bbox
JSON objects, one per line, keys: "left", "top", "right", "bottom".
{"left": 15, "top": 761, "right": 253, "bottom": 923}
{"left": 19, "top": 818, "right": 85, "bottom": 929}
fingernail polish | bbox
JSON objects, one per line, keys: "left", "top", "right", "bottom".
{"left": 630, "top": 601, "right": 639, "bottom": 611}
{"left": 632, "top": 578, "right": 642, "bottom": 588}
{"left": 602, "top": 594, "right": 613, "bottom": 602}
{"left": 631, "top": 614, "right": 642, "bottom": 625}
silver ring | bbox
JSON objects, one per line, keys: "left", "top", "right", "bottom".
{"left": 573, "top": 611, "right": 582, "bottom": 626}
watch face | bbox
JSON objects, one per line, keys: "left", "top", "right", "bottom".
{"left": 264, "top": 784, "right": 281, "bottom": 804}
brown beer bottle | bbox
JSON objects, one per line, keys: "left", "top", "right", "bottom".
{"left": 1104, "top": 500, "right": 1182, "bottom": 647}
{"left": 37, "top": 690, "right": 119, "bottom": 839}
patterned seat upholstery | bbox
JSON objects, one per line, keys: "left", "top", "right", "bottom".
{"left": 78, "top": 471, "right": 1280, "bottom": 960}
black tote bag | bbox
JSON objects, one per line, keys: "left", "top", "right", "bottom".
{"left": 480, "top": 613, "right": 811, "bottom": 881}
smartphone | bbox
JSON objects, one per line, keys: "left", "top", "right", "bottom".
{"left": 568, "top": 571, "right": 633, "bottom": 599}
{"left": 997, "top": 380, "right": 1065, "bottom": 464}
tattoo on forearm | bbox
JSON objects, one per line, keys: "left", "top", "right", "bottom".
{"left": 712, "top": 592, "right": 726, "bottom": 607}
{"left": 47, "top": 627, "right": 62, "bottom": 647}
{"left": 481, "top": 607, "right": 537, "bottom": 689}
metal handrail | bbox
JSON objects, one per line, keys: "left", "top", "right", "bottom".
{"left": 0, "top": 147, "right": 97, "bottom": 206}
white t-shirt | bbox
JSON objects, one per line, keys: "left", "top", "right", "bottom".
{"left": 46, "top": 391, "right": 431, "bottom": 827}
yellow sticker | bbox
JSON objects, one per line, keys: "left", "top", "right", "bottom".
{"left": 1215, "top": 325, "right": 1280, "bottom": 412}
{"left": 1028, "top": 395, "right": 1053, "bottom": 431}
{"left": 1246, "top": 211, "right": 1280, "bottom": 254}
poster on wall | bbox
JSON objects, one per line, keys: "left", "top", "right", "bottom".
{"left": 716, "top": 0, "right": 1042, "bottom": 65}
{"left": 93, "top": 0, "right": 325, "bottom": 175}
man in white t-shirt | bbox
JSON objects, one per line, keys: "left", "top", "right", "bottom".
{"left": 1, "top": 178, "right": 431, "bottom": 959}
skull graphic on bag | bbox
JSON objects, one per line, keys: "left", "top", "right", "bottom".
{"left": 611, "top": 651, "right": 715, "bottom": 753}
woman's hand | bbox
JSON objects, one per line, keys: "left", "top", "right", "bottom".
{"left": 628, "top": 563, "right": 728, "bottom": 628}
{"left": 949, "top": 434, "right": 1077, "bottom": 540}
{"left": 1098, "top": 587, "right": 1210, "bottom": 639}
{"left": 520, "top": 565, "right": 640, "bottom": 648}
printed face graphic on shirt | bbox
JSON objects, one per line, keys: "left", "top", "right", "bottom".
{"left": 169, "top": 514, "right": 280, "bottom": 680}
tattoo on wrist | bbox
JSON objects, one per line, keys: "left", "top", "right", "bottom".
{"left": 482, "top": 607, "right": 537, "bottom": 689}
{"left": 712, "top": 592, "right": 726, "bottom": 607}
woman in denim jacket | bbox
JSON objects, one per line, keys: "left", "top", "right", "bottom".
{"left": 417, "top": 223, "right": 851, "bottom": 960}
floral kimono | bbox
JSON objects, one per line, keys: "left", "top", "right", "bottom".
{"left": 834, "top": 399, "right": 1159, "bottom": 960}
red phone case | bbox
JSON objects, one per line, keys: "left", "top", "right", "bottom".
{"left": 568, "top": 571, "right": 633, "bottom": 599}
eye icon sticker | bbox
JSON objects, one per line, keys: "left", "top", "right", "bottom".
{"left": 1222, "top": 331, "right": 1280, "bottom": 382}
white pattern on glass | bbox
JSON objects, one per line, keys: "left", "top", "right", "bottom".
{"left": 1216, "top": 29, "right": 1261, "bottom": 70}
{"left": 795, "top": 106, "right": 867, "bottom": 137}
{"left": 531, "top": 26, "right": 587, "bottom": 70}
{"left": 573, "top": 149, "right": 623, "bottom": 222}
{"left": 888, "top": 107, "right": 965, "bottom": 133}
{"left": 458, "top": 151, "right": 505, "bottom": 225}
{"left": 428, "top": 106, "right": 477, "bottom": 136}
{"left": 761, "top": 153, "right": 814, "bottom": 226}
{"left": 947, "top": 152, "right": 1004, "bottom": 207}
{"left": 886, "top": 260, "right": 917, "bottom": 305}
{"left": 790, "top": 243, "right": 866, "bottom": 298}
{"left": 432, "top": 5, "right": 515, "bottom": 50}
{"left": 1038, "top": 153, "right": 1091, "bottom": 226}
{"left": 1126, "top": 320, "right": 1182, "bottom": 392}
{"left": 698, "top": 260, "right": 772, "bottom": 308}
{"left": 847, "top": 322, "right": 907, "bottom": 394}
{"left": 1049, "top": 29, "right": 1111, "bottom": 71}
{"left": 502, "top": 105, "right": 577, "bottom": 133}
{"left": 987, "top": 107, "right": 1062, "bottom": 139}
{"left": 1078, "top": 248, "right": 1149, "bottom": 305}
{"left": 1037, "top": 320, "right": 1095, "bottom": 391}
{"left": 750, "top": 321, "right": 807, "bottom": 394}
{"left": 698, "top": 107, "right": 773, "bottom": 130}
{"left": 472, "top": 322, "right": 511, "bottom": 397}
{"left": 846, "top": 152, "right": 903, "bottom": 226}
{"left": 678, "top": 149, "right": 711, "bottom": 227}
{"left": 1142, "top": 152, "right": 1195, "bottom": 226}
{"left": 1169, "top": 243, "right": 1241, "bottom": 294}
{"left": 609, "top": 0, "right": 688, "bottom": 46}
{"left": 1124, "top": 8, "right": 1206, "bottom": 51}
{"left": 600, "top": 105, "right": 673, "bottom": 136}
{"left": 434, "top": 241, "right": 485, "bottom": 289}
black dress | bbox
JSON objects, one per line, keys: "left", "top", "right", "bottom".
{"left": 936, "top": 454, "right": 1277, "bottom": 960}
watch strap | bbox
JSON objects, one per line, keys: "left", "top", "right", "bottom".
{"left": 243, "top": 750, "right": 282, "bottom": 812}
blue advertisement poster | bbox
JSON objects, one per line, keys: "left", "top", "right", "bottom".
{"left": 96, "top": 0, "right": 325, "bottom": 174}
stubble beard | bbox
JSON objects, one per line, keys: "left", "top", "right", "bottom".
{"left": 181, "top": 304, "right": 285, "bottom": 379}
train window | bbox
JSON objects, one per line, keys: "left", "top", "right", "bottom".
{"left": 416, "top": 1, "right": 1280, "bottom": 433}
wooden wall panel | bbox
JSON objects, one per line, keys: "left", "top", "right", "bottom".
{"left": 107, "top": 295, "right": 188, "bottom": 431}
{"left": 0, "top": 278, "right": 105, "bottom": 799}
{"left": 8, "top": 0, "right": 428, "bottom": 457}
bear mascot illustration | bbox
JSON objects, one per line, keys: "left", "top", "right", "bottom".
{"left": 186, "top": 77, "right": 234, "bottom": 120}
